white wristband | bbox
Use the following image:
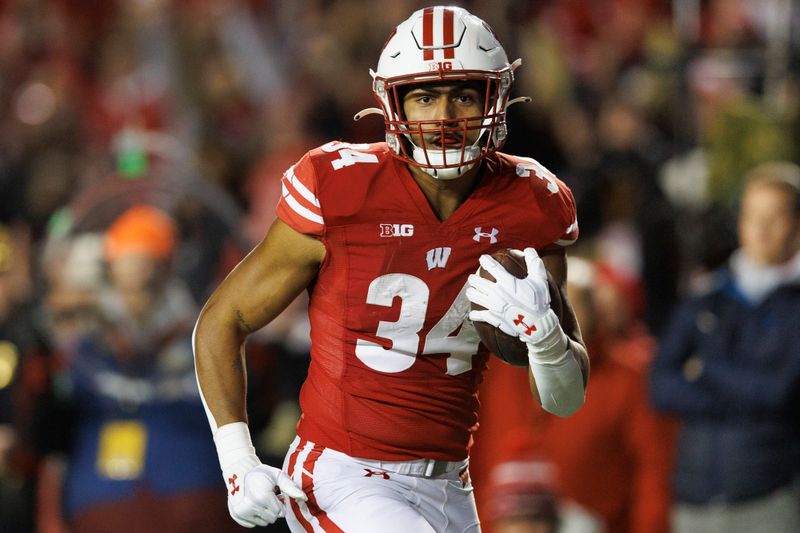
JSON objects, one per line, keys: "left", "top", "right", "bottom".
{"left": 528, "top": 349, "right": 585, "bottom": 417}
{"left": 526, "top": 315, "right": 570, "bottom": 364}
{"left": 214, "top": 422, "right": 257, "bottom": 472}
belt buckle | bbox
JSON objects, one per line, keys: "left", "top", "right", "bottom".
{"left": 424, "top": 459, "right": 449, "bottom": 477}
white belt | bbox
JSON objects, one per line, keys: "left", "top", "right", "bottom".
{"left": 353, "top": 456, "right": 466, "bottom": 478}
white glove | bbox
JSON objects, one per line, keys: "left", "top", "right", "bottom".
{"left": 466, "top": 248, "right": 568, "bottom": 363}
{"left": 467, "top": 248, "right": 583, "bottom": 416}
{"left": 214, "top": 422, "right": 307, "bottom": 528}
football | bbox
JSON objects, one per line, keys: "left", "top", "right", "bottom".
{"left": 471, "top": 249, "right": 563, "bottom": 366}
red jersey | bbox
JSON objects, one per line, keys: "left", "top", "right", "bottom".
{"left": 275, "top": 141, "right": 578, "bottom": 461}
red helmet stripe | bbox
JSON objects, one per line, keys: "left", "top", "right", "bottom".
{"left": 443, "top": 7, "right": 455, "bottom": 59}
{"left": 422, "top": 7, "right": 434, "bottom": 60}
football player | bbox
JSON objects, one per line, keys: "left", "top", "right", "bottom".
{"left": 194, "top": 6, "right": 589, "bottom": 532}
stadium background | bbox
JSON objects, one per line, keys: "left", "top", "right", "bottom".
{"left": 0, "top": 0, "right": 798, "bottom": 532}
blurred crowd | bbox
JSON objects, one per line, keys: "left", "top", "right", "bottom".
{"left": 0, "top": 0, "right": 799, "bottom": 532}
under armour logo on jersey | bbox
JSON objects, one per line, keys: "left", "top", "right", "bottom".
{"left": 228, "top": 474, "right": 240, "bottom": 496}
{"left": 364, "top": 468, "right": 390, "bottom": 479}
{"left": 426, "top": 247, "right": 452, "bottom": 270}
{"left": 380, "top": 223, "right": 415, "bottom": 237}
{"left": 473, "top": 227, "right": 499, "bottom": 243}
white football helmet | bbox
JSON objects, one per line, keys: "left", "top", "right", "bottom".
{"left": 357, "top": 6, "right": 526, "bottom": 180}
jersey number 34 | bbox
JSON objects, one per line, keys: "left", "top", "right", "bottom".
{"left": 355, "top": 274, "right": 479, "bottom": 376}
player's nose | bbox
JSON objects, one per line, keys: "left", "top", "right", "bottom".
{"left": 438, "top": 100, "right": 462, "bottom": 127}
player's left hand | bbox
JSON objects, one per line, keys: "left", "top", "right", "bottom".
{"left": 466, "top": 248, "right": 560, "bottom": 347}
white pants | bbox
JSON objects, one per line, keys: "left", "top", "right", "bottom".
{"left": 282, "top": 437, "right": 481, "bottom": 533}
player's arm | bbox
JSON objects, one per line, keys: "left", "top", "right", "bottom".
{"left": 193, "top": 218, "right": 323, "bottom": 527}
{"left": 541, "top": 250, "right": 590, "bottom": 387}
{"left": 533, "top": 250, "right": 590, "bottom": 407}
{"left": 195, "top": 218, "right": 324, "bottom": 428}
{"left": 467, "top": 248, "right": 587, "bottom": 417}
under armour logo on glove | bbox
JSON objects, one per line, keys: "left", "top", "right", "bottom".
{"left": 513, "top": 314, "right": 537, "bottom": 336}
{"left": 466, "top": 248, "right": 559, "bottom": 345}
{"left": 228, "top": 474, "right": 240, "bottom": 495}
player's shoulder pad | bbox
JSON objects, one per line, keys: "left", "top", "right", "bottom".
{"left": 495, "top": 153, "right": 579, "bottom": 248}
{"left": 497, "top": 153, "right": 569, "bottom": 196}
{"left": 304, "top": 141, "right": 394, "bottom": 179}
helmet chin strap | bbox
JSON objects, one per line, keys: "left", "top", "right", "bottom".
{"left": 411, "top": 145, "right": 476, "bottom": 180}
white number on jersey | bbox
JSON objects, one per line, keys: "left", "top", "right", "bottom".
{"left": 516, "top": 158, "right": 559, "bottom": 194}
{"left": 356, "top": 274, "right": 428, "bottom": 373}
{"left": 424, "top": 283, "right": 480, "bottom": 376}
{"left": 321, "top": 141, "right": 379, "bottom": 170}
{"left": 355, "top": 274, "right": 480, "bottom": 375}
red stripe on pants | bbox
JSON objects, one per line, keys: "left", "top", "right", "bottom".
{"left": 287, "top": 439, "right": 315, "bottom": 533}
{"left": 286, "top": 438, "right": 307, "bottom": 481}
{"left": 302, "top": 446, "right": 346, "bottom": 533}
{"left": 290, "top": 499, "right": 315, "bottom": 533}
{"left": 443, "top": 8, "right": 455, "bottom": 59}
{"left": 422, "top": 7, "right": 433, "bottom": 60}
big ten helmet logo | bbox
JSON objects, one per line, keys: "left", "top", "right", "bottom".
{"left": 379, "top": 223, "right": 415, "bottom": 237}
{"left": 428, "top": 61, "right": 453, "bottom": 71}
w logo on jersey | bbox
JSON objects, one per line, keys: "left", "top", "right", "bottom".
{"left": 426, "top": 247, "right": 452, "bottom": 270}
{"left": 473, "top": 227, "right": 499, "bottom": 244}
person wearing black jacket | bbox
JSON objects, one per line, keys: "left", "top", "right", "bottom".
{"left": 650, "top": 161, "right": 800, "bottom": 533}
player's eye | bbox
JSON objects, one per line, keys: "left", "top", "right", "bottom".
{"left": 455, "top": 92, "right": 480, "bottom": 106}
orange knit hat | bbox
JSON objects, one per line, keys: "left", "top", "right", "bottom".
{"left": 104, "top": 205, "right": 177, "bottom": 261}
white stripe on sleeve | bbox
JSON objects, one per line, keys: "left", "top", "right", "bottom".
{"left": 282, "top": 184, "right": 324, "bottom": 225}
{"left": 286, "top": 166, "right": 320, "bottom": 207}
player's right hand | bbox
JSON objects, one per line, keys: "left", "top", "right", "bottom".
{"left": 214, "top": 422, "right": 307, "bottom": 528}
{"left": 223, "top": 454, "right": 307, "bottom": 528}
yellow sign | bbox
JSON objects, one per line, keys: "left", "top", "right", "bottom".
{"left": 96, "top": 420, "right": 148, "bottom": 480}
{"left": 0, "top": 341, "right": 19, "bottom": 390}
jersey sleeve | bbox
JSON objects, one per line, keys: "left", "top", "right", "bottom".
{"left": 526, "top": 159, "right": 578, "bottom": 253}
{"left": 552, "top": 182, "right": 578, "bottom": 247}
{"left": 275, "top": 152, "right": 324, "bottom": 236}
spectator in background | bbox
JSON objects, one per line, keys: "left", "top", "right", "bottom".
{"left": 650, "top": 161, "right": 800, "bottom": 533}
{"left": 0, "top": 223, "right": 49, "bottom": 533}
{"left": 39, "top": 205, "right": 240, "bottom": 533}
{"left": 486, "top": 451, "right": 561, "bottom": 533}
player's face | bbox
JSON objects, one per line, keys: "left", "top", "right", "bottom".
{"left": 738, "top": 183, "right": 800, "bottom": 265}
{"left": 401, "top": 82, "right": 485, "bottom": 150}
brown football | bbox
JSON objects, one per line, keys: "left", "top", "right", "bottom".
{"left": 471, "top": 249, "right": 563, "bottom": 366}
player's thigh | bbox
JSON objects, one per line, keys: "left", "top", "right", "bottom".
{"left": 443, "top": 478, "right": 481, "bottom": 533}
{"left": 286, "top": 491, "right": 436, "bottom": 533}
{"left": 283, "top": 441, "right": 435, "bottom": 533}
{"left": 286, "top": 463, "right": 436, "bottom": 533}
{"left": 414, "top": 475, "right": 481, "bottom": 533}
